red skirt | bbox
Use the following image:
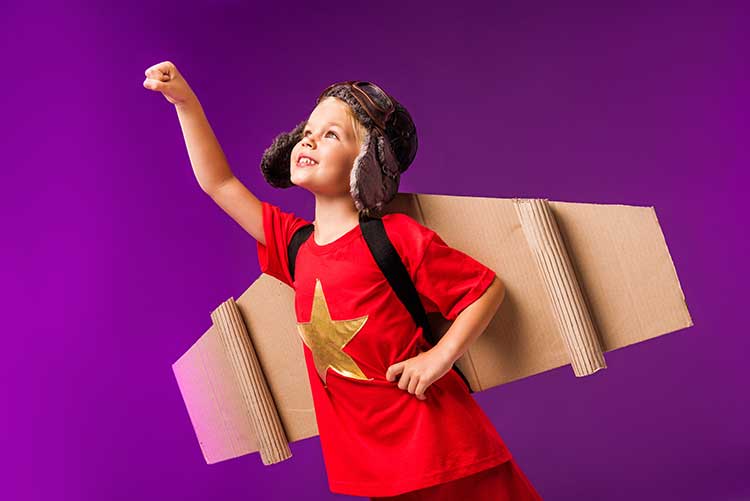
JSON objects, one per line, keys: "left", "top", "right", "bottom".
{"left": 369, "top": 458, "right": 543, "bottom": 501}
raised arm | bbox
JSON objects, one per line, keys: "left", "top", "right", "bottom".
{"left": 143, "top": 61, "right": 264, "bottom": 245}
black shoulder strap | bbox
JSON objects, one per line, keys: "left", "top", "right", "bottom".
{"left": 359, "top": 214, "right": 474, "bottom": 393}
{"left": 287, "top": 223, "right": 314, "bottom": 282}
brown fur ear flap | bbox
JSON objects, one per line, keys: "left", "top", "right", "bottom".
{"left": 260, "top": 120, "right": 307, "bottom": 188}
{"left": 350, "top": 128, "right": 401, "bottom": 217}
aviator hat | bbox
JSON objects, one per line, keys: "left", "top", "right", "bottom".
{"left": 260, "top": 81, "right": 418, "bottom": 217}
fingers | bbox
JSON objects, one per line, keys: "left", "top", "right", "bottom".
{"left": 390, "top": 364, "right": 411, "bottom": 391}
{"left": 143, "top": 61, "right": 174, "bottom": 92}
{"left": 411, "top": 376, "right": 428, "bottom": 400}
{"left": 402, "top": 373, "right": 429, "bottom": 400}
{"left": 149, "top": 71, "right": 170, "bottom": 82}
{"left": 407, "top": 374, "right": 419, "bottom": 394}
{"left": 144, "top": 68, "right": 166, "bottom": 81}
{"left": 386, "top": 359, "right": 429, "bottom": 400}
{"left": 143, "top": 61, "right": 177, "bottom": 93}
{"left": 396, "top": 369, "right": 429, "bottom": 399}
{"left": 144, "top": 61, "right": 175, "bottom": 80}
{"left": 143, "top": 77, "right": 165, "bottom": 91}
{"left": 385, "top": 362, "right": 403, "bottom": 382}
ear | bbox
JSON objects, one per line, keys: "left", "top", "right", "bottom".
{"left": 349, "top": 128, "right": 401, "bottom": 216}
{"left": 260, "top": 120, "right": 307, "bottom": 188}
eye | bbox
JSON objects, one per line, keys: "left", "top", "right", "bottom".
{"left": 302, "top": 129, "right": 339, "bottom": 139}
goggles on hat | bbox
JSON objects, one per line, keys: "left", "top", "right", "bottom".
{"left": 317, "top": 80, "right": 395, "bottom": 131}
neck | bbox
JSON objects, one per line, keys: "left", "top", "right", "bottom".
{"left": 312, "top": 194, "right": 360, "bottom": 245}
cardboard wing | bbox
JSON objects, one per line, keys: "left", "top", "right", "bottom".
{"left": 172, "top": 192, "right": 693, "bottom": 465}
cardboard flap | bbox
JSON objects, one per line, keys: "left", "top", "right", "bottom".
{"left": 173, "top": 276, "right": 317, "bottom": 464}
{"left": 173, "top": 191, "right": 693, "bottom": 463}
{"left": 391, "top": 193, "right": 693, "bottom": 389}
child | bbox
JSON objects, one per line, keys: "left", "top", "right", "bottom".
{"left": 144, "top": 62, "right": 543, "bottom": 500}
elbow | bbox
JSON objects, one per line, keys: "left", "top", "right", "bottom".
{"left": 489, "top": 275, "right": 506, "bottom": 309}
{"left": 202, "top": 175, "right": 236, "bottom": 198}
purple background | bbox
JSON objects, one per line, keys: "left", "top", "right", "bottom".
{"left": 4, "top": 1, "right": 747, "bottom": 500}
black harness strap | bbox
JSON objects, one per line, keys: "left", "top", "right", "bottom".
{"left": 287, "top": 216, "right": 474, "bottom": 393}
{"left": 288, "top": 224, "right": 314, "bottom": 282}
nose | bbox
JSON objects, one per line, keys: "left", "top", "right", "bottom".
{"left": 300, "top": 129, "right": 318, "bottom": 149}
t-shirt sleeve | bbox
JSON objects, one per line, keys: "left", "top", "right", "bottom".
{"left": 411, "top": 228, "right": 497, "bottom": 321}
{"left": 255, "top": 200, "right": 312, "bottom": 288}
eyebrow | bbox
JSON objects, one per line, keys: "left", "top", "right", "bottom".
{"left": 304, "top": 120, "right": 346, "bottom": 132}
{"left": 303, "top": 121, "right": 349, "bottom": 141}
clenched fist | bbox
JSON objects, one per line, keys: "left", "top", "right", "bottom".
{"left": 143, "top": 61, "right": 196, "bottom": 106}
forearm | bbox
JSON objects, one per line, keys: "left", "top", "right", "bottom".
{"left": 434, "top": 275, "right": 506, "bottom": 364}
{"left": 174, "top": 97, "right": 234, "bottom": 193}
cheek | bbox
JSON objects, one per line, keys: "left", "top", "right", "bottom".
{"left": 316, "top": 154, "right": 352, "bottom": 184}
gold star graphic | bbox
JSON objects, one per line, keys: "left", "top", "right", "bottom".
{"left": 296, "top": 278, "right": 370, "bottom": 387}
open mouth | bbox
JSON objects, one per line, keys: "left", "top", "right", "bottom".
{"left": 297, "top": 155, "right": 318, "bottom": 168}
{"left": 296, "top": 157, "right": 319, "bottom": 168}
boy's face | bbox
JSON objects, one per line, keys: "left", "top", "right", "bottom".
{"left": 290, "top": 97, "right": 364, "bottom": 196}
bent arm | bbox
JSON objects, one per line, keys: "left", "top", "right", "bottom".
{"left": 434, "top": 275, "right": 506, "bottom": 364}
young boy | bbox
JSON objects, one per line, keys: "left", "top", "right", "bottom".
{"left": 144, "top": 62, "right": 543, "bottom": 500}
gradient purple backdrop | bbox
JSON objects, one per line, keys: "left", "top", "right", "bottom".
{"left": 3, "top": 1, "right": 747, "bottom": 500}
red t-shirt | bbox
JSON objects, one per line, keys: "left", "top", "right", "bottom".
{"left": 256, "top": 200, "right": 512, "bottom": 497}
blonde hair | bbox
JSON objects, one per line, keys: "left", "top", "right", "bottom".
{"left": 321, "top": 96, "right": 368, "bottom": 148}
{"left": 346, "top": 107, "right": 368, "bottom": 148}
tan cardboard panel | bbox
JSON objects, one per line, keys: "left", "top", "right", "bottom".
{"left": 173, "top": 192, "right": 693, "bottom": 463}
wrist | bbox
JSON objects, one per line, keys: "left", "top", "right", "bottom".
{"left": 434, "top": 339, "right": 460, "bottom": 366}
{"left": 175, "top": 92, "right": 200, "bottom": 111}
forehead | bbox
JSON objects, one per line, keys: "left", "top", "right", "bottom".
{"left": 307, "top": 97, "right": 353, "bottom": 129}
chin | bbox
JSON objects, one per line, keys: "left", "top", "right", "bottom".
{"left": 290, "top": 170, "right": 314, "bottom": 190}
